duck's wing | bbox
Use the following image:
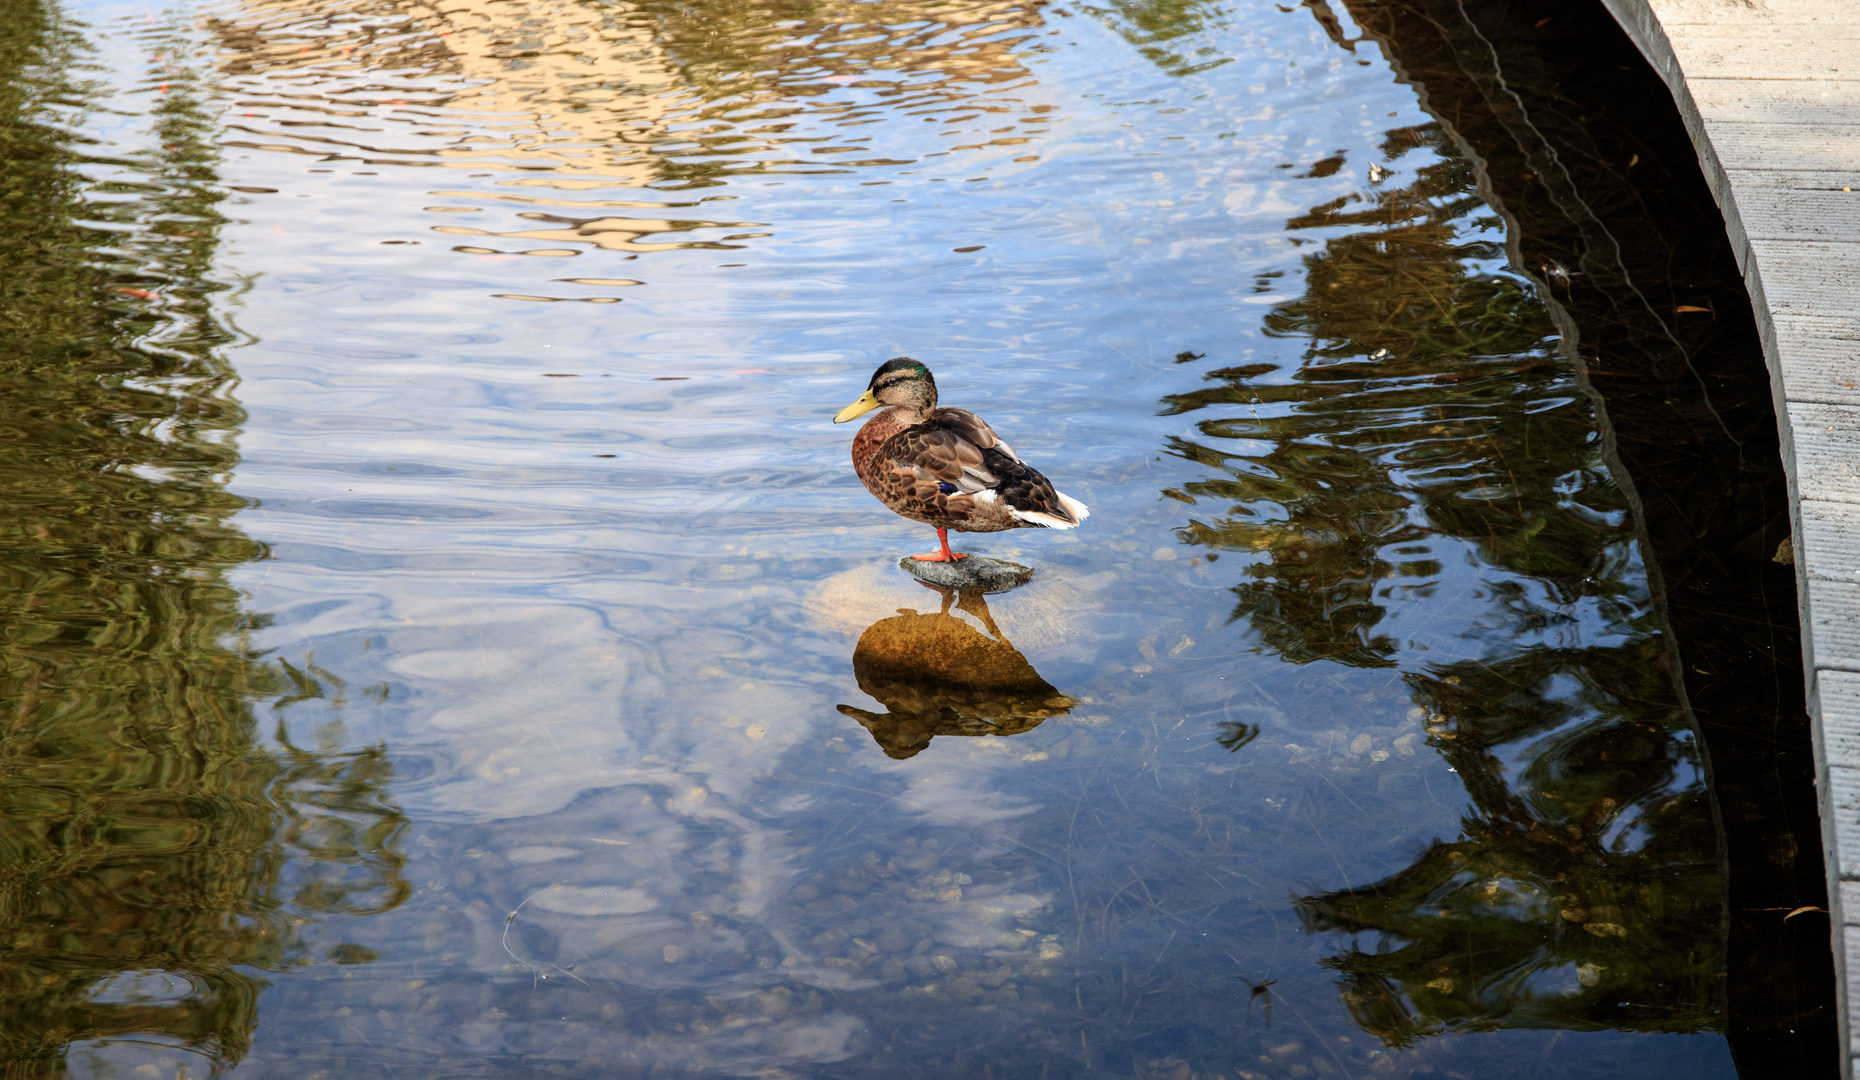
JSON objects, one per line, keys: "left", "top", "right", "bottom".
{"left": 880, "top": 409, "right": 1088, "bottom": 528}
{"left": 879, "top": 410, "right": 1001, "bottom": 492}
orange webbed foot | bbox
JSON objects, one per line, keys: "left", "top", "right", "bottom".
{"left": 910, "top": 550, "right": 970, "bottom": 562}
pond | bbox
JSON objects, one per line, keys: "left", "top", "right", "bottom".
{"left": 0, "top": 0, "right": 1826, "bottom": 1075}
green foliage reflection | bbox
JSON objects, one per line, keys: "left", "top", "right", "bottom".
{"left": 1165, "top": 127, "right": 1619, "bottom": 668}
{"left": 0, "top": 0, "right": 407, "bottom": 1069}
{"left": 1298, "top": 652, "right": 1719, "bottom": 1044}
{"left": 1076, "top": 0, "right": 1236, "bottom": 75}
{"left": 1169, "top": 125, "right": 1720, "bottom": 1039}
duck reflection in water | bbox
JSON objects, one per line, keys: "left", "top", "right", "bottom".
{"left": 837, "top": 583, "right": 1076, "bottom": 759}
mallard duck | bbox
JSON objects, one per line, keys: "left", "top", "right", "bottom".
{"left": 832, "top": 357, "right": 1089, "bottom": 562}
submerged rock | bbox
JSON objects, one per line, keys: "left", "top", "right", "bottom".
{"left": 837, "top": 599, "right": 1073, "bottom": 759}
{"left": 897, "top": 555, "right": 1033, "bottom": 593}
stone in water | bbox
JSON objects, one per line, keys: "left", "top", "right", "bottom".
{"left": 898, "top": 555, "right": 1033, "bottom": 593}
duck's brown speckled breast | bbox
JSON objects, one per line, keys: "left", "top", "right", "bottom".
{"left": 851, "top": 408, "right": 906, "bottom": 495}
{"left": 850, "top": 407, "right": 1021, "bottom": 532}
{"left": 851, "top": 408, "right": 941, "bottom": 527}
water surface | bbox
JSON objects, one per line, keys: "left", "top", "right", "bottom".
{"left": 2, "top": 0, "right": 1754, "bottom": 1074}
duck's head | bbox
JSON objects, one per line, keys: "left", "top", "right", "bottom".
{"left": 834, "top": 357, "right": 938, "bottom": 424}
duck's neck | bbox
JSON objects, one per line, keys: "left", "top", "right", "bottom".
{"left": 851, "top": 408, "right": 907, "bottom": 474}
{"left": 862, "top": 405, "right": 926, "bottom": 436}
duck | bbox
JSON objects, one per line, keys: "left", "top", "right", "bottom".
{"left": 832, "top": 357, "right": 1089, "bottom": 562}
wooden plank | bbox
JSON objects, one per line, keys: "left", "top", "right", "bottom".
{"left": 1699, "top": 122, "right": 1860, "bottom": 173}
{"left": 1748, "top": 239, "right": 1860, "bottom": 320}
{"left": 1745, "top": 244, "right": 1860, "bottom": 405}
{"left": 1692, "top": 80, "right": 1860, "bottom": 127}
{"left": 1650, "top": 0, "right": 1860, "bottom": 29}
{"left": 1773, "top": 315, "right": 1860, "bottom": 407}
{"left": 1823, "top": 671, "right": 1860, "bottom": 779}
{"left": 1660, "top": 24, "right": 1860, "bottom": 38}
{"left": 1849, "top": 925, "right": 1860, "bottom": 1059}
{"left": 1808, "top": 578, "right": 1860, "bottom": 672}
{"left": 1790, "top": 416, "right": 1860, "bottom": 502}
{"left": 1830, "top": 766, "right": 1860, "bottom": 871}
{"left": 1726, "top": 167, "right": 1860, "bottom": 190}
{"left": 1726, "top": 180, "right": 1860, "bottom": 241}
{"left": 1664, "top": 41, "right": 1857, "bottom": 81}
{"left": 1803, "top": 500, "right": 1860, "bottom": 570}
{"left": 1842, "top": 897, "right": 1860, "bottom": 1006}
{"left": 1822, "top": 671, "right": 1860, "bottom": 915}
{"left": 1802, "top": 505, "right": 1860, "bottom": 687}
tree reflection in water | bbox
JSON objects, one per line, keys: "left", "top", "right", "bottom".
{"left": 0, "top": 0, "right": 407, "bottom": 1069}
{"left": 1076, "top": 0, "right": 1240, "bottom": 76}
{"left": 1299, "top": 658, "right": 1718, "bottom": 1043}
{"left": 1166, "top": 124, "right": 1720, "bottom": 1040}
{"left": 207, "top": 0, "right": 1052, "bottom": 188}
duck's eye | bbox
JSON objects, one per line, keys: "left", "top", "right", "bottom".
{"left": 937, "top": 481, "right": 957, "bottom": 495}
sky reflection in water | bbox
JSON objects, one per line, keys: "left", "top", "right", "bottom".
{"left": 5, "top": 0, "right": 1735, "bottom": 1074}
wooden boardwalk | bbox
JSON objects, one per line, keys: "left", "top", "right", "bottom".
{"left": 1598, "top": 0, "right": 1860, "bottom": 1069}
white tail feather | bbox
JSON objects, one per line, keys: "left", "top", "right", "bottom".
{"left": 1010, "top": 490, "right": 1090, "bottom": 530}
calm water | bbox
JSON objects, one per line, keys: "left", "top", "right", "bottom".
{"left": 2, "top": 0, "right": 1746, "bottom": 1075}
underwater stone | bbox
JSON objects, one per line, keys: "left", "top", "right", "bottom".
{"left": 897, "top": 555, "right": 1033, "bottom": 593}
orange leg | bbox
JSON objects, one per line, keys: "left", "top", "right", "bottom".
{"left": 910, "top": 528, "right": 970, "bottom": 562}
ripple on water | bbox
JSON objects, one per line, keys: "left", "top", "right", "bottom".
{"left": 0, "top": 0, "right": 1750, "bottom": 1074}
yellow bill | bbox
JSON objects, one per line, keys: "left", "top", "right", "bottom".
{"left": 833, "top": 389, "right": 882, "bottom": 424}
